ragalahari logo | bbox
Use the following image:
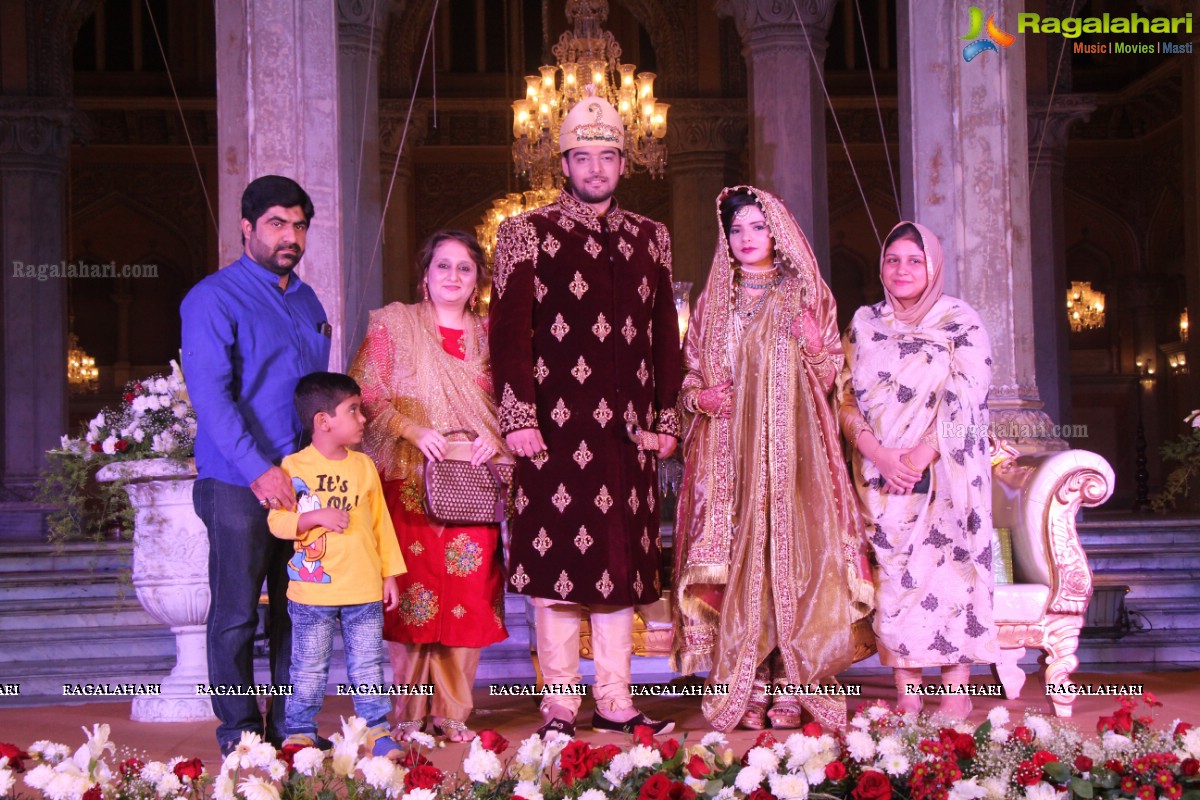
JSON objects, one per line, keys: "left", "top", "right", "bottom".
{"left": 962, "top": 7, "right": 1016, "bottom": 61}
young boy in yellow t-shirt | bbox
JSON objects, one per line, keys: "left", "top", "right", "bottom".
{"left": 268, "top": 372, "right": 406, "bottom": 757}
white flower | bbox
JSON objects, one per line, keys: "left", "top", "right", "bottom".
{"left": 1181, "top": 729, "right": 1200, "bottom": 759}
{"left": 802, "top": 754, "right": 836, "bottom": 787}
{"left": 156, "top": 774, "right": 184, "bottom": 797}
{"left": 845, "top": 731, "right": 877, "bottom": 762}
{"left": 462, "top": 746, "right": 503, "bottom": 783}
{"left": 358, "top": 756, "right": 400, "bottom": 791}
{"left": 133, "top": 428, "right": 146, "bottom": 442}
{"left": 1102, "top": 731, "right": 1134, "bottom": 752}
{"left": 603, "top": 753, "right": 633, "bottom": 786}
{"left": 515, "top": 736, "right": 544, "bottom": 766}
{"left": 153, "top": 377, "right": 169, "bottom": 394}
{"left": 0, "top": 765, "right": 14, "bottom": 797}
{"left": 989, "top": 727, "right": 1011, "bottom": 744}
{"left": 141, "top": 762, "right": 170, "bottom": 784}
{"left": 701, "top": 732, "right": 728, "bottom": 747}
{"left": 785, "top": 734, "right": 820, "bottom": 766}
{"left": 24, "top": 764, "right": 55, "bottom": 791}
{"left": 715, "top": 789, "right": 737, "bottom": 800}
{"left": 866, "top": 705, "right": 890, "bottom": 721}
{"left": 949, "top": 777, "right": 989, "bottom": 800}
{"left": 880, "top": 754, "right": 910, "bottom": 777}
{"left": 629, "top": 745, "right": 662, "bottom": 769}
{"left": 579, "top": 790, "right": 609, "bottom": 800}
{"left": 173, "top": 403, "right": 189, "bottom": 418}
{"left": 401, "top": 791, "right": 437, "bottom": 800}
{"left": 746, "top": 746, "right": 781, "bottom": 774}
{"left": 850, "top": 715, "right": 872, "bottom": 730}
{"left": 513, "top": 779, "right": 544, "bottom": 800}
{"left": 1023, "top": 782, "right": 1058, "bottom": 800}
{"left": 102, "top": 435, "right": 118, "bottom": 455}
{"left": 877, "top": 736, "right": 904, "bottom": 757}
{"left": 982, "top": 777, "right": 1008, "bottom": 800}
{"left": 44, "top": 771, "right": 94, "bottom": 800}
{"left": 214, "top": 773, "right": 235, "bottom": 800}
{"left": 237, "top": 775, "right": 281, "bottom": 800}
{"left": 987, "top": 707, "right": 1011, "bottom": 727}
{"left": 267, "top": 761, "right": 287, "bottom": 781}
{"left": 769, "top": 772, "right": 810, "bottom": 800}
{"left": 1187, "top": 409, "right": 1200, "bottom": 428}
{"left": 292, "top": 748, "right": 325, "bottom": 777}
{"left": 409, "top": 731, "right": 436, "bottom": 749}
{"left": 735, "top": 766, "right": 766, "bottom": 793}
{"left": 1025, "top": 716, "right": 1053, "bottom": 741}
{"left": 339, "top": 716, "right": 371, "bottom": 748}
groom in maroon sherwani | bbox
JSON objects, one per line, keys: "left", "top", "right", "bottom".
{"left": 489, "top": 88, "right": 682, "bottom": 737}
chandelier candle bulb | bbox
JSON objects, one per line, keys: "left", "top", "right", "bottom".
{"left": 652, "top": 103, "right": 669, "bottom": 138}
{"left": 637, "top": 72, "right": 655, "bottom": 100}
{"left": 525, "top": 75, "right": 540, "bottom": 102}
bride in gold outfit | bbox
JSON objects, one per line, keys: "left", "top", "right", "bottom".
{"left": 671, "top": 186, "right": 874, "bottom": 731}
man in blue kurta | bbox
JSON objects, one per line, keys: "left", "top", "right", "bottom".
{"left": 181, "top": 175, "right": 330, "bottom": 754}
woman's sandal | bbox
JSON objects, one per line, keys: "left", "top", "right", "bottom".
{"left": 767, "top": 696, "right": 803, "bottom": 729}
{"left": 432, "top": 717, "right": 476, "bottom": 743}
{"left": 739, "top": 667, "right": 770, "bottom": 730}
{"left": 391, "top": 719, "right": 425, "bottom": 741}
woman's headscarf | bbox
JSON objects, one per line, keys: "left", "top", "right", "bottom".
{"left": 881, "top": 221, "right": 944, "bottom": 326}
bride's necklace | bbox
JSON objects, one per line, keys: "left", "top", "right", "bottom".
{"left": 734, "top": 265, "right": 780, "bottom": 320}
{"left": 735, "top": 265, "right": 781, "bottom": 291}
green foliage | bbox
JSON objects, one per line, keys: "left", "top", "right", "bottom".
{"left": 36, "top": 448, "right": 135, "bottom": 545}
{"left": 1151, "top": 423, "right": 1200, "bottom": 512}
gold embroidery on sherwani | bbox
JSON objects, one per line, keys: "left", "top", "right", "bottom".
{"left": 618, "top": 238, "right": 634, "bottom": 260}
{"left": 622, "top": 316, "right": 638, "bottom": 344}
{"left": 498, "top": 383, "right": 539, "bottom": 434}
{"left": 571, "top": 356, "right": 593, "bottom": 384}
{"left": 592, "top": 313, "right": 612, "bottom": 342}
{"left": 593, "top": 398, "right": 613, "bottom": 428}
{"left": 637, "top": 450, "right": 647, "bottom": 470}
{"left": 551, "top": 483, "right": 572, "bottom": 512}
{"left": 555, "top": 570, "right": 574, "bottom": 598}
{"left": 534, "top": 357, "right": 549, "bottom": 384}
{"left": 636, "top": 360, "right": 650, "bottom": 386}
{"left": 584, "top": 235, "right": 602, "bottom": 259}
{"left": 624, "top": 219, "right": 640, "bottom": 237}
{"left": 515, "top": 486, "right": 529, "bottom": 514}
{"left": 594, "top": 485, "right": 614, "bottom": 513}
{"left": 533, "top": 527, "right": 553, "bottom": 556}
{"left": 542, "top": 233, "right": 561, "bottom": 256}
{"left": 493, "top": 215, "right": 539, "bottom": 298}
{"left": 551, "top": 398, "right": 571, "bottom": 427}
{"left": 627, "top": 487, "right": 640, "bottom": 514}
{"left": 638, "top": 276, "right": 651, "bottom": 303}
{"left": 510, "top": 564, "right": 530, "bottom": 590}
{"left": 633, "top": 571, "right": 644, "bottom": 597}
{"left": 534, "top": 276, "right": 549, "bottom": 303}
{"left": 557, "top": 215, "right": 575, "bottom": 233}
{"left": 530, "top": 450, "right": 549, "bottom": 469}
{"left": 573, "top": 440, "right": 594, "bottom": 469}
{"left": 647, "top": 490, "right": 656, "bottom": 512}
{"left": 648, "top": 241, "right": 660, "bottom": 262}
{"left": 595, "top": 570, "right": 614, "bottom": 598}
{"left": 569, "top": 271, "right": 589, "bottom": 299}
{"left": 641, "top": 527, "right": 652, "bottom": 553}
{"left": 624, "top": 401, "right": 638, "bottom": 426}
{"left": 574, "top": 526, "right": 593, "bottom": 553}
{"left": 550, "top": 313, "right": 569, "bottom": 341}
{"left": 670, "top": 185, "right": 874, "bottom": 733}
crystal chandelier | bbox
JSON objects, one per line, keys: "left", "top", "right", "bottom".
{"left": 67, "top": 331, "right": 99, "bottom": 393}
{"left": 476, "top": 188, "right": 561, "bottom": 269}
{"left": 510, "top": 0, "right": 669, "bottom": 192}
{"left": 1066, "top": 281, "right": 1105, "bottom": 332}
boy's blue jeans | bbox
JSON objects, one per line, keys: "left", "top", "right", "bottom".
{"left": 287, "top": 600, "right": 391, "bottom": 735}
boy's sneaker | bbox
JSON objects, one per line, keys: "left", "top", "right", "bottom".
{"left": 282, "top": 732, "right": 333, "bottom": 751}
{"left": 591, "top": 710, "right": 675, "bottom": 735}
{"left": 366, "top": 724, "right": 403, "bottom": 760}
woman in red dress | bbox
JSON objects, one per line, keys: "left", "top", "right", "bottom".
{"left": 350, "top": 230, "right": 510, "bottom": 742}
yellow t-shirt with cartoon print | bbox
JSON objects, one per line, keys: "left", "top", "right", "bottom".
{"left": 268, "top": 445, "right": 406, "bottom": 606}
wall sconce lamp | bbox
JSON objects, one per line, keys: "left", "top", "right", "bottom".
{"left": 1136, "top": 356, "right": 1156, "bottom": 387}
{"left": 1181, "top": 309, "right": 1189, "bottom": 343}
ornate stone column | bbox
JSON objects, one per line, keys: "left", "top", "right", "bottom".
{"left": 897, "top": 0, "right": 1060, "bottom": 451}
{"left": 216, "top": 0, "right": 386, "bottom": 369}
{"left": 1027, "top": 95, "right": 1093, "bottom": 426}
{"left": 715, "top": 0, "right": 836, "bottom": 273}
{"left": 0, "top": 100, "right": 77, "bottom": 490}
{"left": 665, "top": 100, "right": 746, "bottom": 287}
{"left": 1184, "top": 49, "right": 1200, "bottom": 411}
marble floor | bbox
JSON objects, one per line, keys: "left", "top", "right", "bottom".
{"left": 0, "top": 667, "right": 1195, "bottom": 773}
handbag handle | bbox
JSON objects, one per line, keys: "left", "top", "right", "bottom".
{"left": 440, "top": 428, "right": 478, "bottom": 441}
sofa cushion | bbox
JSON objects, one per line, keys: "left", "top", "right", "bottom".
{"left": 994, "top": 583, "right": 1050, "bottom": 623}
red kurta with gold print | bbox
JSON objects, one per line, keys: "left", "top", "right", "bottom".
{"left": 489, "top": 191, "right": 682, "bottom": 607}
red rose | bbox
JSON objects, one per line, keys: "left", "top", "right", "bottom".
{"left": 560, "top": 741, "right": 593, "bottom": 785}
{"left": 478, "top": 729, "right": 509, "bottom": 754}
{"left": 633, "top": 724, "right": 658, "bottom": 747}
{"left": 1032, "top": 751, "right": 1059, "bottom": 768}
{"left": 1013, "top": 726, "right": 1033, "bottom": 744}
{"left": 952, "top": 733, "right": 976, "bottom": 760}
{"left": 588, "top": 744, "right": 622, "bottom": 770}
{"left": 756, "top": 731, "right": 780, "bottom": 748}
{"left": 803, "top": 722, "right": 823, "bottom": 737}
{"left": 1105, "top": 760, "right": 1125, "bottom": 774}
{"left": 638, "top": 772, "right": 673, "bottom": 800}
{"left": 404, "top": 765, "right": 444, "bottom": 791}
{"left": 669, "top": 781, "right": 697, "bottom": 800}
{"left": 0, "top": 744, "right": 29, "bottom": 772}
{"left": 1181, "top": 759, "right": 1199, "bottom": 777}
{"left": 1074, "top": 755, "right": 1094, "bottom": 773}
{"left": 852, "top": 770, "right": 893, "bottom": 800}
{"left": 91, "top": 443, "right": 102, "bottom": 452}
{"left": 401, "top": 750, "right": 432, "bottom": 768}
{"left": 119, "top": 758, "right": 144, "bottom": 778}
{"left": 660, "top": 738, "right": 680, "bottom": 760}
{"left": 747, "top": 789, "right": 777, "bottom": 800}
{"left": 1176, "top": 722, "right": 1194, "bottom": 737}
{"left": 173, "top": 758, "right": 204, "bottom": 780}
{"left": 1113, "top": 708, "right": 1133, "bottom": 734}
{"left": 124, "top": 393, "right": 135, "bottom": 403}
{"left": 826, "top": 762, "right": 849, "bottom": 782}
{"left": 115, "top": 439, "right": 129, "bottom": 452}
{"left": 686, "top": 755, "right": 712, "bottom": 779}
{"left": 82, "top": 787, "right": 102, "bottom": 800}
{"left": 1015, "top": 761, "right": 1043, "bottom": 786}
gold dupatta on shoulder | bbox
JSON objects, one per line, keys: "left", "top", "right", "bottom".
{"left": 672, "top": 186, "right": 874, "bottom": 730}
{"left": 349, "top": 302, "right": 509, "bottom": 507}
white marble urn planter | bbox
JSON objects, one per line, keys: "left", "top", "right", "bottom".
{"left": 97, "top": 458, "right": 216, "bottom": 722}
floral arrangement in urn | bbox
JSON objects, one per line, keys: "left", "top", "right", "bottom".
{"left": 37, "top": 360, "right": 196, "bottom": 543}
{"left": 3, "top": 696, "right": 1198, "bottom": 800}
{"left": 1152, "top": 410, "right": 1200, "bottom": 512}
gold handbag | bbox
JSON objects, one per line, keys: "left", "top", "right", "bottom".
{"left": 423, "top": 429, "right": 514, "bottom": 525}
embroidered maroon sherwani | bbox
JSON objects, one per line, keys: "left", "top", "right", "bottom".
{"left": 489, "top": 190, "right": 682, "bottom": 607}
